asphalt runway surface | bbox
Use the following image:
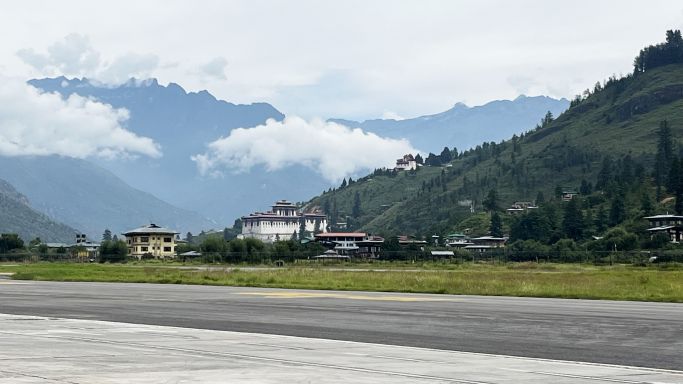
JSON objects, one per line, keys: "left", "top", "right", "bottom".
{"left": 1, "top": 280, "right": 682, "bottom": 370}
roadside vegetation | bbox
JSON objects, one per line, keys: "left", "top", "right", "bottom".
{"left": 2, "top": 262, "right": 683, "bottom": 302}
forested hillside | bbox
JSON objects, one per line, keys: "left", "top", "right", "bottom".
{"left": 305, "top": 31, "right": 683, "bottom": 251}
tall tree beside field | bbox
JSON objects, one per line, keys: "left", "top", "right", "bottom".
{"left": 102, "top": 229, "right": 112, "bottom": 242}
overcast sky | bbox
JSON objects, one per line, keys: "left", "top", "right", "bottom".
{"left": 2, "top": 0, "right": 683, "bottom": 121}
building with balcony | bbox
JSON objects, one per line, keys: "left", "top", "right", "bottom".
{"left": 644, "top": 214, "right": 683, "bottom": 243}
{"left": 123, "top": 223, "right": 179, "bottom": 259}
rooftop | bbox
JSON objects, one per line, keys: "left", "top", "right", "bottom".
{"left": 123, "top": 223, "right": 179, "bottom": 236}
{"left": 315, "top": 232, "right": 367, "bottom": 238}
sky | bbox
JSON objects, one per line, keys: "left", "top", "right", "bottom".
{"left": 1, "top": 1, "right": 683, "bottom": 181}
{"left": 2, "top": 0, "right": 683, "bottom": 121}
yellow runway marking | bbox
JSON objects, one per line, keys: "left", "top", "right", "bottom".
{"left": 238, "top": 291, "right": 455, "bottom": 302}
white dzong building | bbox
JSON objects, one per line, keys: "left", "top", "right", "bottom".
{"left": 239, "top": 200, "right": 328, "bottom": 242}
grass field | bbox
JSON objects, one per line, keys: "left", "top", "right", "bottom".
{"left": 1, "top": 262, "right": 683, "bottom": 302}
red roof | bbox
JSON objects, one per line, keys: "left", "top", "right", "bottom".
{"left": 315, "top": 232, "right": 366, "bottom": 237}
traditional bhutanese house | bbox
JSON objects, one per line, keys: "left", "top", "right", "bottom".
{"left": 464, "top": 236, "right": 507, "bottom": 253}
{"left": 562, "top": 190, "right": 579, "bottom": 201}
{"left": 506, "top": 201, "right": 538, "bottom": 215}
{"left": 397, "top": 235, "right": 428, "bottom": 247}
{"left": 123, "top": 223, "right": 179, "bottom": 259}
{"left": 445, "top": 233, "right": 474, "bottom": 248}
{"left": 314, "top": 232, "right": 384, "bottom": 258}
{"left": 394, "top": 154, "right": 417, "bottom": 171}
{"left": 644, "top": 214, "right": 683, "bottom": 242}
{"left": 239, "top": 200, "right": 328, "bottom": 243}
{"left": 69, "top": 234, "right": 100, "bottom": 258}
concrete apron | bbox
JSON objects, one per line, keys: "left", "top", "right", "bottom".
{"left": 0, "top": 313, "right": 681, "bottom": 384}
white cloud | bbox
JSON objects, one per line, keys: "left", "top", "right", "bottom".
{"left": 0, "top": 77, "right": 162, "bottom": 159}
{"left": 381, "top": 111, "right": 405, "bottom": 121}
{"left": 191, "top": 116, "right": 416, "bottom": 182}
{"left": 98, "top": 52, "right": 160, "bottom": 83}
{"left": 17, "top": 33, "right": 101, "bottom": 77}
{"left": 199, "top": 57, "right": 228, "bottom": 80}
{"left": 16, "top": 34, "right": 160, "bottom": 84}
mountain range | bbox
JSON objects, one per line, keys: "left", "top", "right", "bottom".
{"left": 330, "top": 95, "right": 569, "bottom": 153}
{"left": 0, "top": 77, "right": 568, "bottom": 240}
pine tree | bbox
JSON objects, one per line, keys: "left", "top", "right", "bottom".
{"left": 489, "top": 212, "right": 503, "bottom": 237}
{"left": 609, "top": 192, "right": 626, "bottom": 227}
{"left": 340, "top": 178, "right": 347, "bottom": 188}
{"left": 655, "top": 120, "right": 674, "bottom": 200}
{"left": 562, "top": 198, "right": 584, "bottom": 240}
{"left": 415, "top": 153, "right": 424, "bottom": 164}
{"left": 352, "top": 191, "right": 361, "bottom": 217}
{"left": 440, "top": 146, "right": 452, "bottom": 163}
{"left": 102, "top": 229, "right": 112, "bottom": 242}
{"left": 482, "top": 189, "right": 499, "bottom": 212}
{"left": 595, "top": 206, "right": 608, "bottom": 233}
{"left": 535, "top": 191, "right": 545, "bottom": 205}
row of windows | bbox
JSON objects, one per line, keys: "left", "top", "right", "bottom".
{"left": 127, "top": 236, "right": 174, "bottom": 243}
{"left": 132, "top": 246, "right": 174, "bottom": 252}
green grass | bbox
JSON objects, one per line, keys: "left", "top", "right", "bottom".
{"left": 2, "top": 262, "right": 683, "bottom": 302}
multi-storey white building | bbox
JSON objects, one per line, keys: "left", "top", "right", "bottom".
{"left": 239, "top": 200, "right": 328, "bottom": 242}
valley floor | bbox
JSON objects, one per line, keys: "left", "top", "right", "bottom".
{"left": 2, "top": 262, "right": 683, "bottom": 302}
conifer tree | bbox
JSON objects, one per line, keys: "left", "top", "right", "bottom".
{"left": 489, "top": 212, "right": 503, "bottom": 237}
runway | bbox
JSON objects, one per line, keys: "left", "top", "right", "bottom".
{"left": 2, "top": 314, "right": 682, "bottom": 383}
{"left": 0, "top": 280, "right": 682, "bottom": 370}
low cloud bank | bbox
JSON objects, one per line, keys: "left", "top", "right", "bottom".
{"left": 0, "top": 78, "right": 161, "bottom": 159}
{"left": 192, "top": 116, "right": 416, "bottom": 182}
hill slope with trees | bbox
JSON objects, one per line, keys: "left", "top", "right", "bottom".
{"left": 305, "top": 31, "right": 683, "bottom": 251}
{"left": 0, "top": 178, "right": 77, "bottom": 242}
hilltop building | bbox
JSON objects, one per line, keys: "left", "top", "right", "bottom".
{"left": 395, "top": 154, "right": 417, "bottom": 171}
{"left": 239, "top": 200, "right": 328, "bottom": 242}
{"left": 123, "top": 223, "right": 179, "bottom": 259}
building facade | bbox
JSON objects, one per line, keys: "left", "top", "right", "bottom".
{"left": 644, "top": 214, "right": 683, "bottom": 242}
{"left": 123, "top": 223, "right": 179, "bottom": 259}
{"left": 314, "top": 232, "right": 384, "bottom": 258}
{"left": 395, "top": 154, "right": 417, "bottom": 171}
{"left": 240, "top": 200, "right": 328, "bottom": 242}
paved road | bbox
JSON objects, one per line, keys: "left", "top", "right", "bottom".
{"left": 1, "top": 281, "right": 682, "bottom": 370}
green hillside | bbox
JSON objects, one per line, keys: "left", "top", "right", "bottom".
{"left": 0, "top": 179, "right": 78, "bottom": 243}
{"left": 305, "top": 31, "right": 683, "bottom": 242}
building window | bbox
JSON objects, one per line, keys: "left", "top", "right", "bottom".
{"left": 164, "top": 237, "right": 172, "bottom": 242}
{"left": 163, "top": 247, "right": 171, "bottom": 252}
{"left": 141, "top": 246, "right": 148, "bottom": 252}
{"left": 141, "top": 237, "right": 149, "bottom": 242}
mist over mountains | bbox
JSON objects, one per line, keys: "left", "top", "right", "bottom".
{"left": 1, "top": 77, "right": 568, "bottom": 239}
